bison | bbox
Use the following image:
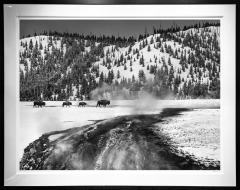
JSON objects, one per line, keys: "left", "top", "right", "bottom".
{"left": 62, "top": 101, "right": 72, "bottom": 107}
{"left": 96, "top": 100, "right": 110, "bottom": 107}
{"left": 78, "top": 102, "right": 87, "bottom": 107}
{"left": 33, "top": 100, "right": 46, "bottom": 108}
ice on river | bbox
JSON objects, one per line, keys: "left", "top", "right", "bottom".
{"left": 18, "top": 99, "right": 220, "bottom": 164}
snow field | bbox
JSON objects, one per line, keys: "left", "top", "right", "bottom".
{"left": 154, "top": 109, "right": 220, "bottom": 161}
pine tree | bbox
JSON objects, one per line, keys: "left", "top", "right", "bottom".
{"left": 29, "top": 39, "right": 33, "bottom": 50}
{"left": 160, "top": 46, "right": 164, "bottom": 52}
{"left": 120, "top": 53, "right": 124, "bottom": 62}
{"left": 150, "top": 65, "right": 155, "bottom": 74}
{"left": 168, "top": 66, "right": 174, "bottom": 87}
{"left": 150, "top": 36, "right": 154, "bottom": 44}
{"left": 96, "top": 69, "right": 99, "bottom": 78}
{"left": 35, "top": 40, "right": 38, "bottom": 50}
{"left": 117, "top": 60, "right": 120, "bottom": 67}
{"left": 128, "top": 45, "right": 132, "bottom": 53}
{"left": 110, "top": 69, "right": 114, "bottom": 81}
{"left": 39, "top": 42, "right": 43, "bottom": 50}
{"left": 168, "top": 57, "right": 172, "bottom": 66}
{"left": 117, "top": 70, "right": 120, "bottom": 79}
{"left": 140, "top": 55, "right": 144, "bottom": 65}
{"left": 107, "top": 64, "right": 111, "bottom": 70}
{"left": 107, "top": 70, "right": 113, "bottom": 84}
{"left": 138, "top": 70, "right": 146, "bottom": 83}
{"left": 147, "top": 45, "right": 151, "bottom": 52}
{"left": 182, "top": 64, "right": 185, "bottom": 72}
{"left": 99, "top": 72, "right": 104, "bottom": 86}
{"left": 132, "top": 75, "right": 135, "bottom": 83}
{"left": 141, "top": 40, "right": 145, "bottom": 49}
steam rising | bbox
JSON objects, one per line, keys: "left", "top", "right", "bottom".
{"left": 90, "top": 83, "right": 131, "bottom": 100}
{"left": 131, "top": 91, "right": 161, "bottom": 114}
{"left": 90, "top": 83, "right": 111, "bottom": 100}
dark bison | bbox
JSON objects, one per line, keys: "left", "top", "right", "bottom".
{"left": 96, "top": 100, "right": 110, "bottom": 107}
{"left": 62, "top": 101, "right": 72, "bottom": 107}
{"left": 33, "top": 101, "right": 46, "bottom": 108}
{"left": 78, "top": 102, "right": 87, "bottom": 107}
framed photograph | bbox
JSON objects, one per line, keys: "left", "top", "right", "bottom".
{"left": 3, "top": 2, "right": 238, "bottom": 188}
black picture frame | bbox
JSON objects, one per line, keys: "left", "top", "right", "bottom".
{"left": 2, "top": 0, "right": 239, "bottom": 189}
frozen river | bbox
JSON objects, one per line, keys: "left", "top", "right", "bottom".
{"left": 18, "top": 99, "right": 220, "bottom": 167}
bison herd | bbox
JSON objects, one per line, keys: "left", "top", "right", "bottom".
{"left": 33, "top": 100, "right": 111, "bottom": 108}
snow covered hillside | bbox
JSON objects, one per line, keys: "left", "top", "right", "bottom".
{"left": 96, "top": 26, "right": 220, "bottom": 86}
{"left": 19, "top": 25, "right": 220, "bottom": 101}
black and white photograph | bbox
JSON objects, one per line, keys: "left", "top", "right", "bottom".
{"left": 18, "top": 19, "right": 221, "bottom": 170}
{"left": 4, "top": 3, "right": 237, "bottom": 187}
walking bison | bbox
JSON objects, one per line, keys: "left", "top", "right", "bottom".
{"left": 33, "top": 101, "right": 46, "bottom": 108}
{"left": 62, "top": 101, "right": 72, "bottom": 107}
{"left": 78, "top": 102, "right": 87, "bottom": 107}
{"left": 96, "top": 100, "right": 110, "bottom": 107}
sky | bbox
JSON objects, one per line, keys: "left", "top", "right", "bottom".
{"left": 20, "top": 20, "right": 220, "bottom": 38}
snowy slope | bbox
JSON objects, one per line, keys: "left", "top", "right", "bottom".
{"left": 19, "top": 26, "right": 220, "bottom": 99}
{"left": 19, "top": 35, "right": 66, "bottom": 72}
{"left": 94, "top": 26, "right": 219, "bottom": 86}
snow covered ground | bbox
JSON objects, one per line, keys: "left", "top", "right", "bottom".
{"left": 18, "top": 99, "right": 220, "bottom": 164}
{"left": 154, "top": 109, "right": 220, "bottom": 162}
